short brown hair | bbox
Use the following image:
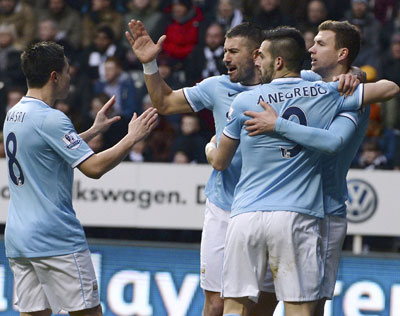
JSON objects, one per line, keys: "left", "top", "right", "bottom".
{"left": 318, "top": 20, "right": 360, "bottom": 66}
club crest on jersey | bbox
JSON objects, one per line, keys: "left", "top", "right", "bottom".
{"left": 226, "top": 107, "right": 234, "bottom": 121}
{"left": 62, "top": 132, "right": 81, "bottom": 150}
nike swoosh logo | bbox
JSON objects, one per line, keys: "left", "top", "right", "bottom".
{"left": 228, "top": 92, "right": 239, "bottom": 97}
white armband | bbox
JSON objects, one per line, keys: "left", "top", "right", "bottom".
{"left": 143, "top": 60, "right": 158, "bottom": 75}
{"left": 205, "top": 142, "right": 217, "bottom": 156}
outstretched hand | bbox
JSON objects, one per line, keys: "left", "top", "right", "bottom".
{"left": 333, "top": 73, "right": 360, "bottom": 97}
{"left": 92, "top": 95, "right": 121, "bottom": 134}
{"left": 244, "top": 100, "right": 278, "bottom": 136}
{"left": 125, "top": 19, "right": 166, "bottom": 64}
{"left": 128, "top": 107, "right": 158, "bottom": 143}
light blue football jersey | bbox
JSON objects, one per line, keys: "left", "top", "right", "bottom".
{"left": 321, "top": 108, "right": 370, "bottom": 217}
{"left": 183, "top": 75, "right": 259, "bottom": 211}
{"left": 223, "top": 78, "right": 363, "bottom": 218}
{"left": 300, "top": 70, "right": 370, "bottom": 217}
{"left": 3, "top": 97, "right": 94, "bottom": 258}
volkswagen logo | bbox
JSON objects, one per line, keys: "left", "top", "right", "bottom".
{"left": 346, "top": 179, "right": 378, "bottom": 223}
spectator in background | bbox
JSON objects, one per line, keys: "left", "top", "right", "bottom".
{"left": 357, "top": 139, "right": 389, "bottom": 169}
{"left": 34, "top": 18, "right": 77, "bottom": 63}
{"left": 141, "top": 94, "right": 176, "bottom": 162}
{"left": 82, "top": 0, "right": 124, "bottom": 48}
{"left": 38, "top": 0, "right": 82, "bottom": 49}
{"left": 124, "top": 0, "right": 166, "bottom": 43}
{"left": 5, "top": 86, "right": 24, "bottom": 114}
{"left": 0, "top": 23, "right": 24, "bottom": 87}
{"left": 1, "top": 86, "right": 24, "bottom": 127}
{"left": 94, "top": 56, "right": 140, "bottom": 119}
{"left": 298, "top": 0, "right": 328, "bottom": 30}
{"left": 125, "top": 139, "right": 146, "bottom": 162}
{"left": 80, "top": 92, "right": 129, "bottom": 149}
{"left": 250, "top": 0, "right": 294, "bottom": 30}
{"left": 80, "top": 25, "right": 126, "bottom": 81}
{"left": 381, "top": 6, "right": 400, "bottom": 50}
{"left": 344, "top": 0, "right": 382, "bottom": 53}
{"left": 185, "top": 23, "right": 226, "bottom": 86}
{"left": 0, "top": 0, "right": 36, "bottom": 50}
{"left": 162, "top": 0, "right": 204, "bottom": 63}
{"left": 301, "top": 27, "right": 317, "bottom": 70}
{"left": 382, "top": 33, "right": 400, "bottom": 130}
{"left": 352, "top": 23, "right": 382, "bottom": 75}
{"left": 211, "top": 0, "right": 243, "bottom": 34}
{"left": 172, "top": 113, "right": 207, "bottom": 163}
{"left": 374, "top": 0, "right": 396, "bottom": 25}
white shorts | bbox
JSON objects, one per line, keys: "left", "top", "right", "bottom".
{"left": 222, "top": 211, "right": 323, "bottom": 302}
{"left": 9, "top": 249, "right": 100, "bottom": 314}
{"left": 320, "top": 215, "right": 347, "bottom": 299}
{"left": 200, "top": 199, "right": 230, "bottom": 291}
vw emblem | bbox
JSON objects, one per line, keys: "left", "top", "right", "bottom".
{"left": 346, "top": 179, "right": 378, "bottom": 223}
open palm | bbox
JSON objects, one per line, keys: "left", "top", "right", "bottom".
{"left": 125, "top": 19, "right": 166, "bottom": 64}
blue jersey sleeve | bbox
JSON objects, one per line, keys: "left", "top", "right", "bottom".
{"left": 223, "top": 95, "right": 247, "bottom": 140}
{"left": 39, "top": 110, "right": 94, "bottom": 168}
{"left": 301, "top": 70, "right": 322, "bottom": 82}
{"left": 275, "top": 112, "right": 357, "bottom": 155}
{"left": 327, "top": 81, "right": 364, "bottom": 112}
{"left": 183, "top": 77, "right": 217, "bottom": 112}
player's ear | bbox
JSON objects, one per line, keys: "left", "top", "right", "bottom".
{"left": 49, "top": 70, "right": 58, "bottom": 82}
{"left": 275, "top": 56, "right": 284, "bottom": 70}
{"left": 338, "top": 48, "right": 349, "bottom": 62}
{"left": 252, "top": 48, "right": 259, "bottom": 61}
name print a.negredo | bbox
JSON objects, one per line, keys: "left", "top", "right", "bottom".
{"left": 5, "top": 111, "right": 26, "bottom": 123}
{"left": 258, "top": 85, "right": 328, "bottom": 105}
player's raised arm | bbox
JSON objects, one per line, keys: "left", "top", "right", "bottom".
{"left": 126, "top": 19, "right": 192, "bottom": 115}
{"left": 363, "top": 79, "right": 400, "bottom": 105}
{"left": 78, "top": 108, "right": 158, "bottom": 179}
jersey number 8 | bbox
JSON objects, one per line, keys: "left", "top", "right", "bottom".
{"left": 6, "top": 132, "right": 25, "bottom": 186}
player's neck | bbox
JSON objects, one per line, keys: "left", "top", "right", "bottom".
{"left": 240, "top": 71, "right": 261, "bottom": 86}
{"left": 320, "top": 64, "right": 348, "bottom": 82}
{"left": 274, "top": 70, "right": 300, "bottom": 80}
{"left": 26, "top": 87, "right": 56, "bottom": 107}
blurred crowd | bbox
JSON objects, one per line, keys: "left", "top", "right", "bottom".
{"left": 0, "top": 0, "right": 400, "bottom": 169}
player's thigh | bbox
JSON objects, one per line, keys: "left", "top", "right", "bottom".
{"left": 200, "top": 199, "right": 230, "bottom": 292}
{"left": 8, "top": 257, "right": 51, "bottom": 313}
{"left": 267, "top": 211, "right": 323, "bottom": 302}
{"left": 21, "top": 310, "right": 52, "bottom": 316}
{"left": 223, "top": 212, "right": 268, "bottom": 301}
{"left": 319, "top": 215, "right": 347, "bottom": 299}
{"left": 249, "top": 291, "right": 278, "bottom": 316}
{"left": 284, "top": 300, "right": 318, "bottom": 316}
{"left": 32, "top": 249, "right": 100, "bottom": 314}
{"left": 69, "top": 304, "right": 102, "bottom": 316}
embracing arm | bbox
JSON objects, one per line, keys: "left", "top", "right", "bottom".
{"left": 205, "top": 134, "right": 239, "bottom": 171}
{"left": 363, "top": 80, "right": 400, "bottom": 105}
{"left": 244, "top": 100, "right": 356, "bottom": 154}
{"left": 275, "top": 114, "right": 356, "bottom": 155}
{"left": 126, "top": 20, "right": 192, "bottom": 115}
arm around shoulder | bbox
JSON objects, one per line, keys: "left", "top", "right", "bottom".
{"left": 363, "top": 80, "right": 400, "bottom": 105}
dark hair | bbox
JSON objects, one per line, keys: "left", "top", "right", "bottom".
{"left": 263, "top": 26, "right": 306, "bottom": 73}
{"left": 96, "top": 24, "right": 115, "bottom": 41}
{"left": 226, "top": 22, "right": 264, "bottom": 51}
{"left": 318, "top": 20, "right": 361, "bottom": 66}
{"left": 21, "top": 41, "right": 65, "bottom": 88}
